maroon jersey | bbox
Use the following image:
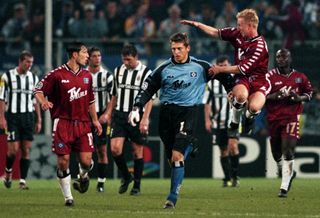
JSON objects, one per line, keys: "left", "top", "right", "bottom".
{"left": 219, "top": 27, "right": 269, "bottom": 77}
{"left": 34, "top": 64, "right": 94, "bottom": 121}
{"left": 266, "top": 68, "right": 313, "bottom": 122}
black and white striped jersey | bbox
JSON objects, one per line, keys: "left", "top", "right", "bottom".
{"left": 0, "top": 68, "right": 39, "bottom": 113}
{"left": 203, "top": 79, "right": 231, "bottom": 129}
{"left": 111, "top": 61, "right": 152, "bottom": 112}
{"left": 91, "top": 67, "right": 113, "bottom": 113}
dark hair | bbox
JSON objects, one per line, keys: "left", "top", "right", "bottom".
{"left": 121, "top": 44, "right": 138, "bottom": 57}
{"left": 170, "top": 32, "right": 190, "bottom": 47}
{"left": 216, "top": 55, "right": 229, "bottom": 64}
{"left": 88, "top": 46, "right": 101, "bottom": 57}
{"left": 66, "top": 41, "right": 86, "bottom": 58}
{"left": 19, "top": 50, "right": 33, "bottom": 62}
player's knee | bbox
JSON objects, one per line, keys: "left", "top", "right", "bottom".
{"left": 172, "top": 150, "right": 184, "bottom": 162}
{"left": 110, "top": 145, "right": 122, "bottom": 156}
{"left": 57, "top": 156, "right": 69, "bottom": 169}
{"left": 220, "top": 148, "right": 229, "bottom": 157}
{"left": 247, "top": 105, "right": 261, "bottom": 115}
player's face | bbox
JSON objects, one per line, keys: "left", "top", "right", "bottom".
{"left": 276, "top": 50, "right": 291, "bottom": 69}
{"left": 237, "top": 17, "right": 250, "bottom": 38}
{"left": 76, "top": 46, "right": 89, "bottom": 66}
{"left": 122, "top": 55, "right": 138, "bottom": 70}
{"left": 89, "top": 51, "right": 101, "bottom": 68}
{"left": 20, "top": 56, "right": 33, "bottom": 73}
{"left": 171, "top": 41, "right": 190, "bottom": 63}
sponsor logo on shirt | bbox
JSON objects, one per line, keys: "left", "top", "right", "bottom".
{"left": 67, "top": 87, "right": 88, "bottom": 102}
{"left": 61, "top": 79, "right": 70, "bottom": 83}
{"left": 279, "top": 86, "right": 292, "bottom": 96}
{"left": 119, "top": 84, "right": 140, "bottom": 90}
{"left": 275, "top": 81, "right": 283, "bottom": 85}
{"left": 171, "top": 80, "right": 191, "bottom": 90}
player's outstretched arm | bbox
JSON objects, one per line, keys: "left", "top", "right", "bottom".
{"left": 180, "top": 20, "right": 219, "bottom": 38}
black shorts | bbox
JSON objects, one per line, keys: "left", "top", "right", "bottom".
{"left": 110, "top": 110, "right": 147, "bottom": 145}
{"left": 6, "top": 112, "right": 35, "bottom": 142}
{"left": 213, "top": 128, "right": 228, "bottom": 149}
{"left": 158, "top": 104, "right": 196, "bottom": 157}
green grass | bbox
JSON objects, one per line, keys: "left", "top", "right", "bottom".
{"left": 0, "top": 178, "right": 319, "bottom": 218}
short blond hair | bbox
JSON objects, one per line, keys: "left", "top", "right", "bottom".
{"left": 236, "top": 9, "right": 259, "bottom": 28}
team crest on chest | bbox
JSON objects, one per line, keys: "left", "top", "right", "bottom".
{"left": 83, "top": 78, "right": 89, "bottom": 84}
{"left": 190, "top": 72, "right": 197, "bottom": 78}
{"left": 136, "top": 75, "right": 141, "bottom": 81}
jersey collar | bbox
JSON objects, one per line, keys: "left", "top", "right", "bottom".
{"left": 171, "top": 55, "right": 191, "bottom": 65}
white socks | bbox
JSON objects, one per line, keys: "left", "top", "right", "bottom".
{"left": 280, "top": 159, "right": 294, "bottom": 191}
{"left": 58, "top": 174, "right": 73, "bottom": 201}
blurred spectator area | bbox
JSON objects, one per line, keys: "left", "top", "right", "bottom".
{"left": 0, "top": 0, "right": 319, "bottom": 83}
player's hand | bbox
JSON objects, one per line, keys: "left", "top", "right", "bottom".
{"left": 268, "top": 90, "right": 286, "bottom": 100}
{"left": 289, "top": 91, "right": 301, "bottom": 102}
{"left": 99, "top": 112, "right": 111, "bottom": 125}
{"left": 128, "top": 107, "right": 140, "bottom": 127}
{"left": 139, "top": 118, "right": 149, "bottom": 135}
{"left": 208, "top": 65, "right": 221, "bottom": 76}
{"left": 34, "top": 120, "right": 42, "bottom": 134}
{"left": 180, "top": 20, "right": 198, "bottom": 27}
{"left": 41, "top": 101, "right": 53, "bottom": 111}
{"left": 93, "top": 120, "right": 102, "bottom": 136}
{"left": 205, "top": 119, "right": 212, "bottom": 133}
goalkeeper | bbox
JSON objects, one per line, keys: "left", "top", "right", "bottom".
{"left": 129, "top": 32, "right": 234, "bottom": 209}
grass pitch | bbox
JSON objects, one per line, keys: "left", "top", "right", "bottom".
{"left": 0, "top": 178, "right": 319, "bottom": 218}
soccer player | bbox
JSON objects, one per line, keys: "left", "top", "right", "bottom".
{"left": 34, "top": 42, "right": 102, "bottom": 206}
{"left": 99, "top": 44, "right": 153, "bottom": 196}
{"left": 266, "top": 48, "right": 312, "bottom": 197}
{"left": 88, "top": 47, "right": 113, "bottom": 192}
{"left": 0, "top": 51, "right": 42, "bottom": 190}
{"left": 129, "top": 32, "right": 234, "bottom": 209}
{"left": 204, "top": 55, "right": 240, "bottom": 187}
{"left": 181, "top": 8, "right": 269, "bottom": 136}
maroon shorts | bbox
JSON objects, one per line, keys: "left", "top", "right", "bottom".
{"left": 235, "top": 74, "right": 270, "bottom": 96}
{"left": 52, "top": 118, "right": 94, "bottom": 155}
{"left": 268, "top": 119, "right": 300, "bottom": 147}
